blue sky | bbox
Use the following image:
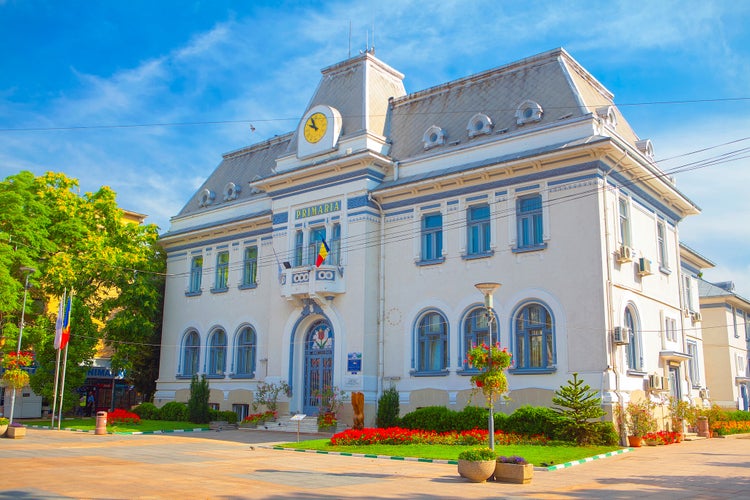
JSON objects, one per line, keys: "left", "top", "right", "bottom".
{"left": 1, "top": 0, "right": 749, "bottom": 296}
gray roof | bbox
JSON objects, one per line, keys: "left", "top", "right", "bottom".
{"left": 699, "top": 278, "right": 750, "bottom": 306}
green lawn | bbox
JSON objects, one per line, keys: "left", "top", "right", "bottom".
{"left": 23, "top": 418, "right": 207, "bottom": 433}
{"left": 277, "top": 439, "right": 623, "bottom": 466}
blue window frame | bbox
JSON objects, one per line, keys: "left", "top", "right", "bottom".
{"left": 235, "top": 326, "right": 257, "bottom": 378}
{"left": 516, "top": 195, "right": 544, "bottom": 250}
{"left": 214, "top": 251, "right": 229, "bottom": 291}
{"left": 307, "top": 227, "right": 326, "bottom": 266}
{"left": 467, "top": 205, "right": 491, "bottom": 256}
{"left": 189, "top": 256, "right": 203, "bottom": 294}
{"left": 294, "top": 230, "right": 304, "bottom": 267}
{"left": 207, "top": 329, "right": 226, "bottom": 377}
{"left": 462, "top": 307, "right": 495, "bottom": 370}
{"left": 619, "top": 197, "right": 631, "bottom": 247}
{"left": 330, "top": 223, "right": 341, "bottom": 265}
{"left": 181, "top": 330, "right": 200, "bottom": 376}
{"left": 416, "top": 311, "right": 448, "bottom": 373}
{"left": 242, "top": 246, "right": 258, "bottom": 287}
{"left": 625, "top": 306, "right": 641, "bottom": 371}
{"left": 514, "top": 303, "right": 555, "bottom": 370}
{"left": 421, "top": 213, "right": 443, "bottom": 262}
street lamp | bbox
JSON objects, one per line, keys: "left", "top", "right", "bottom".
{"left": 8, "top": 266, "right": 35, "bottom": 424}
{"left": 474, "top": 281, "right": 501, "bottom": 450}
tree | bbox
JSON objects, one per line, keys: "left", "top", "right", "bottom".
{"left": 188, "top": 374, "right": 210, "bottom": 424}
{"left": 376, "top": 384, "right": 400, "bottom": 428}
{"left": 0, "top": 170, "right": 165, "bottom": 408}
{"left": 552, "top": 372, "right": 606, "bottom": 445}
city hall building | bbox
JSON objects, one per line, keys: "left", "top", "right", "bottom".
{"left": 155, "top": 48, "right": 706, "bottom": 424}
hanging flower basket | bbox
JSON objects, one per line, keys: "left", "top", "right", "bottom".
{"left": 466, "top": 343, "right": 512, "bottom": 403}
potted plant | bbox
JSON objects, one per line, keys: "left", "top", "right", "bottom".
{"left": 0, "top": 417, "right": 8, "bottom": 437}
{"left": 618, "top": 399, "right": 657, "bottom": 447}
{"left": 6, "top": 422, "right": 26, "bottom": 439}
{"left": 253, "top": 380, "right": 291, "bottom": 417}
{"left": 668, "top": 396, "right": 690, "bottom": 439}
{"left": 314, "top": 385, "right": 347, "bottom": 432}
{"left": 317, "top": 411, "right": 338, "bottom": 432}
{"left": 495, "top": 455, "right": 534, "bottom": 484}
{"left": 457, "top": 447, "right": 497, "bottom": 483}
{"left": 240, "top": 413, "right": 264, "bottom": 428}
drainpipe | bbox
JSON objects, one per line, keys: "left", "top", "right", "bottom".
{"left": 368, "top": 192, "right": 386, "bottom": 400}
{"left": 603, "top": 150, "right": 628, "bottom": 443}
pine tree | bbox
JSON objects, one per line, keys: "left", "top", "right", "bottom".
{"left": 552, "top": 372, "right": 606, "bottom": 445}
{"left": 188, "top": 374, "right": 210, "bottom": 424}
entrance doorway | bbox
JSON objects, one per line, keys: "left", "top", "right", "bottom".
{"left": 303, "top": 319, "right": 333, "bottom": 415}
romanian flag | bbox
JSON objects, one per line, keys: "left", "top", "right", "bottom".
{"left": 315, "top": 239, "right": 330, "bottom": 268}
{"left": 54, "top": 295, "right": 72, "bottom": 350}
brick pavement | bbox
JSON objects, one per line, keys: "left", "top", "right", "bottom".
{"left": 0, "top": 429, "right": 748, "bottom": 499}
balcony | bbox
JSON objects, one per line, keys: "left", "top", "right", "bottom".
{"left": 281, "top": 265, "right": 345, "bottom": 299}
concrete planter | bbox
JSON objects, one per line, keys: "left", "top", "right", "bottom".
{"left": 6, "top": 426, "right": 26, "bottom": 439}
{"left": 457, "top": 459, "right": 496, "bottom": 483}
{"left": 0, "top": 423, "right": 7, "bottom": 437}
{"left": 494, "top": 462, "right": 534, "bottom": 484}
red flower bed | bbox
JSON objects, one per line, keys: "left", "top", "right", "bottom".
{"left": 330, "top": 427, "right": 548, "bottom": 446}
{"left": 106, "top": 408, "right": 141, "bottom": 425}
{"left": 643, "top": 430, "right": 681, "bottom": 444}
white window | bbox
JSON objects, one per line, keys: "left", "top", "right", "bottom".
{"left": 687, "top": 340, "right": 700, "bottom": 386}
{"left": 665, "top": 317, "right": 677, "bottom": 342}
{"left": 619, "top": 197, "right": 631, "bottom": 247}
{"left": 657, "top": 220, "right": 668, "bottom": 269}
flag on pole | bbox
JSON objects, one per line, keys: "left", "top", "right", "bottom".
{"left": 57, "top": 295, "right": 72, "bottom": 350}
{"left": 53, "top": 292, "right": 66, "bottom": 350}
{"left": 315, "top": 239, "right": 330, "bottom": 268}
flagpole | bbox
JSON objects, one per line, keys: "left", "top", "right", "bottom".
{"left": 50, "top": 289, "right": 66, "bottom": 429}
{"left": 57, "top": 342, "right": 69, "bottom": 430}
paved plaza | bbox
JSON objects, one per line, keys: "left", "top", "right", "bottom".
{"left": 0, "top": 428, "right": 748, "bottom": 499}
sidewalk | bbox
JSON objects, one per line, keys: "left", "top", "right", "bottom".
{"left": 1, "top": 429, "right": 748, "bottom": 499}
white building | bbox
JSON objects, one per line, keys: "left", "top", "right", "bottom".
{"left": 155, "top": 48, "right": 704, "bottom": 425}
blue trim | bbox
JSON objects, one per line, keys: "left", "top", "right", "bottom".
{"left": 167, "top": 227, "right": 273, "bottom": 253}
{"left": 273, "top": 212, "right": 289, "bottom": 225}
{"left": 288, "top": 302, "right": 331, "bottom": 400}
{"left": 512, "top": 243, "right": 548, "bottom": 254}
{"left": 462, "top": 251, "right": 494, "bottom": 260}
{"left": 161, "top": 209, "right": 272, "bottom": 239}
{"left": 466, "top": 194, "right": 487, "bottom": 202}
{"left": 385, "top": 208, "right": 414, "bottom": 217}
{"left": 495, "top": 190, "right": 507, "bottom": 197}
{"left": 348, "top": 209, "right": 381, "bottom": 218}
{"left": 216, "top": 244, "right": 229, "bottom": 250}
{"left": 510, "top": 299, "right": 557, "bottom": 370}
{"left": 416, "top": 257, "right": 445, "bottom": 266}
{"left": 509, "top": 368, "right": 557, "bottom": 375}
{"left": 270, "top": 168, "right": 385, "bottom": 201}
{"left": 184, "top": 291, "right": 203, "bottom": 297}
{"left": 421, "top": 203, "right": 441, "bottom": 211}
{"left": 411, "top": 308, "right": 451, "bottom": 373}
{"left": 238, "top": 283, "right": 258, "bottom": 290}
{"left": 347, "top": 195, "right": 370, "bottom": 209}
{"left": 411, "top": 370, "right": 449, "bottom": 377}
{"left": 680, "top": 263, "right": 702, "bottom": 277}
{"left": 548, "top": 173, "right": 601, "bottom": 186}
{"left": 167, "top": 251, "right": 187, "bottom": 259}
{"left": 700, "top": 303, "right": 728, "bottom": 309}
{"left": 515, "top": 184, "right": 540, "bottom": 192}
{"left": 210, "top": 287, "right": 228, "bottom": 294}
{"left": 447, "top": 200, "right": 459, "bottom": 205}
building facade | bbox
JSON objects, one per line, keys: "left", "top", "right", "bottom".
{"left": 155, "top": 49, "right": 705, "bottom": 424}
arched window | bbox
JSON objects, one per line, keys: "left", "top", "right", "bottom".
{"left": 416, "top": 311, "right": 448, "bottom": 373}
{"left": 625, "top": 306, "right": 641, "bottom": 371}
{"left": 462, "top": 307, "right": 498, "bottom": 370}
{"left": 514, "top": 303, "right": 555, "bottom": 370}
{"left": 181, "top": 330, "right": 200, "bottom": 377}
{"left": 235, "top": 326, "right": 257, "bottom": 378}
{"left": 207, "top": 329, "right": 227, "bottom": 377}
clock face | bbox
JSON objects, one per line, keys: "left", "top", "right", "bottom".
{"left": 303, "top": 112, "right": 328, "bottom": 143}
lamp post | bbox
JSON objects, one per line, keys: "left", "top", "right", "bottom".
{"left": 8, "top": 266, "right": 35, "bottom": 424}
{"left": 475, "top": 282, "right": 501, "bottom": 450}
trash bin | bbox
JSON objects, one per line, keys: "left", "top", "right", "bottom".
{"left": 697, "top": 415, "right": 710, "bottom": 438}
{"left": 95, "top": 411, "right": 107, "bottom": 435}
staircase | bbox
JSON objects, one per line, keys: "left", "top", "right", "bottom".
{"left": 243, "top": 415, "right": 347, "bottom": 435}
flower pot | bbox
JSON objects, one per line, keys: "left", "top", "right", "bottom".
{"left": 627, "top": 435, "right": 643, "bottom": 447}
{"left": 644, "top": 438, "right": 659, "bottom": 446}
{"left": 457, "top": 459, "right": 496, "bottom": 483}
{"left": 0, "top": 424, "right": 7, "bottom": 437}
{"left": 6, "top": 426, "right": 26, "bottom": 439}
{"left": 494, "top": 462, "right": 534, "bottom": 484}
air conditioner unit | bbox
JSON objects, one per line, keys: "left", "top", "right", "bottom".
{"left": 648, "top": 374, "right": 664, "bottom": 390}
{"left": 699, "top": 388, "right": 710, "bottom": 399}
{"left": 617, "top": 245, "right": 634, "bottom": 263}
{"left": 638, "top": 257, "right": 652, "bottom": 276}
{"left": 691, "top": 311, "right": 703, "bottom": 323}
{"left": 613, "top": 326, "right": 631, "bottom": 344}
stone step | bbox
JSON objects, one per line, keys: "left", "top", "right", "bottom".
{"left": 239, "top": 416, "right": 347, "bottom": 435}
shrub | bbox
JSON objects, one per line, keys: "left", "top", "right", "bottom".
{"left": 455, "top": 406, "right": 489, "bottom": 431}
{"left": 589, "top": 421, "right": 619, "bottom": 445}
{"left": 188, "top": 374, "right": 211, "bottom": 424}
{"left": 376, "top": 385, "right": 400, "bottom": 428}
{"left": 504, "top": 405, "right": 563, "bottom": 439}
{"left": 458, "top": 447, "right": 497, "bottom": 461}
{"left": 221, "top": 410, "right": 239, "bottom": 424}
{"left": 160, "top": 401, "right": 188, "bottom": 422}
{"left": 107, "top": 409, "right": 141, "bottom": 425}
{"left": 399, "top": 406, "right": 455, "bottom": 432}
{"left": 132, "top": 402, "right": 161, "bottom": 420}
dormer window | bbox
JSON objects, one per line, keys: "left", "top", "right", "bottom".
{"left": 467, "top": 113, "right": 493, "bottom": 138}
{"left": 596, "top": 106, "right": 618, "bottom": 128}
{"left": 198, "top": 188, "right": 215, "bottom": 207}
{"left": 423, "top": 125, "right": 446, "bottom": 150}
{"left": 636, "top": 139, "right": 655, "bottom": 160}
{"left": 223, "top": 182, "right": 241, "bottom": 201}
{"left": 515, "top": 100, "right": 543, "bottom": 125}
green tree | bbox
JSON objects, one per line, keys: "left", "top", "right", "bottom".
{"left": 552, "top": 372, "right": 606, "bottom": 445}
{"left": 0, "top": 170, "right": 165, "bottom": 408}
{"left": 376, "top": 385, "right": 400, "bottom": 428}
{"left": 188, "top": 374, "right": 210, "bottom": 424}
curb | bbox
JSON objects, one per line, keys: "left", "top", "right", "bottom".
{"left": 269, "top": 445, "right": 632, "bottom": 470}
{"left": 541, "top": 448, "right": 632, "bottom": 470}
{"left": 24, "top": 425, "right": 211, "bottom": 435}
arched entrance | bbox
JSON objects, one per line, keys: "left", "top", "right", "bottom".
{"left": 303, "top": 319, "right": 334, "bottom": 414}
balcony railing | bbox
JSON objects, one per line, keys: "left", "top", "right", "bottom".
{"left": 281, "top": 265, "right": 345, "bottom": 298}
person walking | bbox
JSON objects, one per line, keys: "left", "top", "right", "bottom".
{"left": 86, "top": 393, "right": 95, "bottom": 417}
{"left": 77, "top": 394, "right": 86, "bottom": 417}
